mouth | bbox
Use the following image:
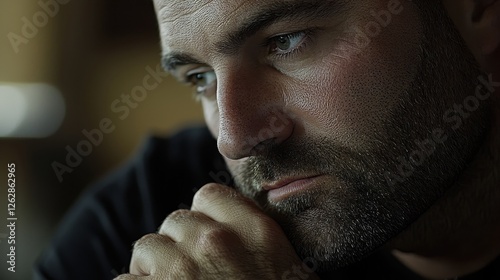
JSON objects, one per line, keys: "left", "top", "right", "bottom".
{"left": 262, "top": 174, "right": 325, "bottom": 202}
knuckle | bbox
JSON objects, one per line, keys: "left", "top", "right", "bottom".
{"left": 167, "top": 209, "right": 192, "bottom": 222}
{"left": 195, "top": 183, "right": 224, "bottom": 199}
{"left": 192, "top": 183, "right": 243, "bottom": 209}
{"left": 200, "top": 183, "right": 231, "bottom": 198}
{"left": 133, "top": 233, "right": 165, "bottom": 253}
{"left": 159, "top": 209, "right": 198, "bottom": 234}
{"left": 199, "top": 227, "right": 240, "bottom": 255}
{"left": 192, "top": 184, "right": 225, "bottom": 208}
{"left": 131, "top": 233, "right": 198, "bottom": 278}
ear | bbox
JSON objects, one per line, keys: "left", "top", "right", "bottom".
{"left": 442, "top": 0, "right": 500, "bottom": 75}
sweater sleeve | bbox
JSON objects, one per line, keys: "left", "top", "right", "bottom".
{"left": 33, "top": 126, "right": 225, "bottom": 280}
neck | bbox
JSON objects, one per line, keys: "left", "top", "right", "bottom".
{"left": 389, "top": 76, "right": 500, "bottom": 279}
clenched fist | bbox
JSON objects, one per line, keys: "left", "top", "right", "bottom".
{"left": 114, "top": 183, "right": 319, "bottom": 279}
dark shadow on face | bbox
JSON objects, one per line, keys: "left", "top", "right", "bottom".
{"left": 232, "top": 0, "right": 492, "bottom": 272}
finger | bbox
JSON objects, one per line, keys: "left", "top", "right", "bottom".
{"left": 191, "top": 183, "right": 263, "bottom": 221}
{"left": 190, "top": 184, "right": 280, "bottom": 240}
{"left": 158, "top": 208, "right": 253, "bottom": 265}
{"left": 157, "top": 209, "right": 218, "bottom": 242}
{"left": 130, "top": 233, "right": 177, "bottom": 276}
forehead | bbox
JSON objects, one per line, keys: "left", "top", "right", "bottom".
{"left": 154, "top": 0, "right": 256, "bottom": 20}
{"left": 154, "top": 0, "right": 258, "bottom": 51}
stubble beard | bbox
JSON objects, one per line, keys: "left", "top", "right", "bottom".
{"left": 231, "top": 1, "right": 491, "bottom": 273}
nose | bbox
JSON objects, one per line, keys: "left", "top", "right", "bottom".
{"left": 216, "top": 66, "right": 294, "bottom": 160}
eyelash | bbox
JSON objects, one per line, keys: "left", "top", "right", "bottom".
{"left": 266, "top": 29, "right": 314, "bottom": 60}
{"left": 184, "top": 71, "right": 216, "bottom": 100}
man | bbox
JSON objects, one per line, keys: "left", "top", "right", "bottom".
{"left": 36, "top": 0, "right": 500, "bottom": 279}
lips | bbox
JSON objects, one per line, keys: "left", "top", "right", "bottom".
{"left": 263, "top": 175, "right": 320, "bottom": 190}
{"left": 262, "top": 174, "right": 324, "bottom": 201}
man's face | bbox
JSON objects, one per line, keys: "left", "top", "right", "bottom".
{"left": 155, "top": 0, "right": 490, "bottom": 271}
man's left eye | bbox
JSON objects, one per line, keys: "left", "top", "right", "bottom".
{"left": 269, "top": 31, "right": 307, "bottom": 55}
{"left": 186, "top": 70, "right": 217, "bottom": 96}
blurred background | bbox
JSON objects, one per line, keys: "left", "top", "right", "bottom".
{"left": 0, "top": 0, "right": 204, "bottom": 279}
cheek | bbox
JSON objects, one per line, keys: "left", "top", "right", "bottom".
{"left": 286, "top": 1, "right": 422, "bottom": 149}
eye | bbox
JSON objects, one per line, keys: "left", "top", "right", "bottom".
{"left": 186, "top": 70, "right": 217, "bottom": 96}
{"left": 269, "top": 31, "right": 308, "bottom": 56}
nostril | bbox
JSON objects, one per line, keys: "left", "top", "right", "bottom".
{"left": 249, "top": 138, "right": 278, "bottom": 156}
{"left": 217, "top": 112, "right": 295, "bottom": 159}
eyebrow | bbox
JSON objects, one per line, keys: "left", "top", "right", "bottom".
{"left": 162, "top": 0, "right": 345, "bottom": 72}
{"left": 162, "top": 52, "right": 203, "bottom": 72}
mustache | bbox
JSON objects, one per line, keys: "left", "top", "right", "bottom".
{"left": 231, "top": 136, "right": 380, "bottom": 195}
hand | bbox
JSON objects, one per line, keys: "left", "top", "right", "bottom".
{"left": 114, "top": 183, "right": 319, "bottom": 279}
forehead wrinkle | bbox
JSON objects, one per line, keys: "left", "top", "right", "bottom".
{"left": 212, "top": 0, "right": 255, "bottom": 29}
{"left": 157, "top": 0, "right": 213, "bottom": 24}
{"left": 157, "top": 1, "right": 215, "bottom": 62}
{"left": 159, "top": 0, "right": 258, "bottom": 65}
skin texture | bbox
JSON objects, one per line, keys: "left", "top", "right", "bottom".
{"left": 116, "top": 0, "right": 500, "bottom": 279}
